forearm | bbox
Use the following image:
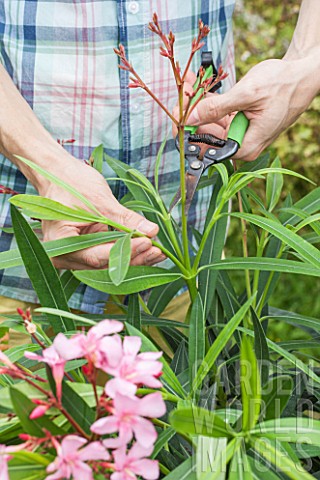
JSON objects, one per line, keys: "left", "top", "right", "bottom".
{"left": 0, "top": 64, "right": 78, "bottom": 194}
{"left": 283, "top": 0, "right": 320, "bottom": 94}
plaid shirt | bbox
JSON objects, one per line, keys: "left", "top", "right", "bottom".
{"left": 0, "top": 0, "right": 235, "bottom": 313}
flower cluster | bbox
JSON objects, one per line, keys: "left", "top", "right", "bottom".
{"left": 0, "top": 318, "right": 166, "bottom": 480}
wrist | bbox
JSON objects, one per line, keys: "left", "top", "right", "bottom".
{"left": 283, "top": 46, "right": 320, "bottom": 96}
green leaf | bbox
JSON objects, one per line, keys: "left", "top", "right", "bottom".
{"left": 154, "top": 136, "right": 167, "bottom": 191}
{"left": 0, "top": 231, "right": 125, "bottom": 270}
{"left": 10, "top": 387, "right": 64, "bottom": 437}
{"left": 251, "top": 437, "right": 315, "bottom": 480}
{"left": 109, "top": 233, "right": 132, "bottom": 286}
{"left": 169, "top": 406, "right": 234, "bottom": 438}
{"left": 189, "top": 294, "right": 205, "bottom": 386}
{"left": 10, "top": 205, "right": 74, "bottom": 334}
{"left": 74, "top": 266, "right": 182, "bottom": 295}
{"left": 200, "top": 257, "right": 320, "bottom": 277}
{"left": 246, "top": 456, "right": 282, "bottom": 479}
{"left": 261, "top": 375, "right": 293, "bottom": 421}
{"left": 127, "top": 293, "right": 141, "bottom": 331}
{"left": 125, "top": 323, "right": 186, "bottom": 398}
{"left": 60, "top": 271, "right": 81, "bottom": 301}
{"left": 240, "top": 335, "right": 261, "bottom": 432}
{"left": 147, "top": 275, "right": 185, "bottom": 317}
{"left": 251, "top": 417, "right": 320, "bottom": 446}
{"left": 198, "top": 437, "right": 240, "bottom": 480}
{"left": 161, "top": 456, "right": 196, "bottom": 480}
{"left": 171, "top": 341, "right": 189, "bottom": 376}
{"left": 151, "top": 427, "right": 176, "bottom": 459}
{"left": 266, "top": 157, "right": 283, "bottom": 211}
{"left": 229, "top": 445, "right": 254, "bottom": 480}
{"left": 251, "top": 310, "right": 269, "bottom": 386}
{"left": 90, "top": 144, "right": 104, "bottom": 173}
{"left": 197, "top": 436, "right": 228, "bottom": 480}
{"left": 10, "top": 194, "right": 101, "bottom": 223}
{"left": 231, "top": 212, "right": 320, "bottom": 269}
{"left": 0, "top": 380, "right": 48, "bottom": 411}
{"left": 190, "top": 295, "right": 256, "bottom": 396}
{"left": 61, "top": 381, "right": 96, "bottom": 435}
{"left": 122, "top": 200, "right": 163, "bottom": 216}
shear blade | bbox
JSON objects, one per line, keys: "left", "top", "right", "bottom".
{"left": 169, "top": 173, "right": 200, "bottom": 215}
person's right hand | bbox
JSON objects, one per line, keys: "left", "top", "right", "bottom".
{"left": 39, "top": 159, "right": 166, "bottom": 270}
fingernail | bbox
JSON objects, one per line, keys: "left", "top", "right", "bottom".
{"left": 187, "top": 106, "right": 200, "bottom": 125}
{"left": 137, "top": 219, "right": 156, "bottom": 235}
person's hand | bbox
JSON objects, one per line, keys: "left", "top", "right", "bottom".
{"left": 39, "top": 160, "right": 166, "bottom": 270}
{"left": 173, "top": 72, "right": 231, "bottom": 149}
{"left": 187, "top": 57, "right": 319, "bottom": 161}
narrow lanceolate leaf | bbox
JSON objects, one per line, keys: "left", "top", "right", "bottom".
{"left": 10, "top": 195, "right": 101, "bottom": 223}
{"left": 231, "top": 213, "right": 320, "bottom": 270}
{"left": 229, "top": 444, "right": 254, "bottom": 480}
{"left": 0, "top": 231, "right": 125, "bottom": 270}
{"left": 90, "top": 144, "right": 104, "bottom": 173}
{"left": 189, "top": 294, "right": 205, "bottom": 385}
{"left": 125, "top": 323, "right": 186, "bottom": 398}
{"left": 127, "top": 293, "right": 141, "bottom": 331}
{"left": 147, "top": 275, "right": 185, "bottom": 317}
{"left": 200, "top": 257, "right": 320, "bottom": 277}
{"left": 251, "top": 310, "right": 269, "bottom": 386}
{"left": 240, "top": 335, "right": 261, "bottom": 432}
{"left": 151, "top": 427, "right": 175, "bottom": 459}
{"left": 10, "top": 388, "right": 63, "bottom": 437}
{"left": 154, "top": 136, "right": 167, "bottom": 192}
{"left": 251, "top": 418, "right": 320, "bottom": 446}
{"left": 109, "top": 233, "right": 132, "bottom": 286}
{"left": 61, "top": 381, "right": 95, "bottom": 435}
{"left": 169, "top": 406, "right": 235, "bottom": 438}
{"left": 161, "top": 457, "right": 196, "bottom": 480}
{"left": 266, "top": 157, "right": 283, "bottom": 212}
{"left": 262, "top": 375, "right": 293, "bottom": 421}
{"left": 190, "top": 295, "right": 256, "bottom": 397}
{"left": 10, "top": 205, "right": 74, "bottom": 334}
{"left": 197, "top": 437, "right": 228, "bottom": 480}
{"left": 251, "top": 437, "right": 315, "bottom": 480}
{"left": 74, "top": 266, "right": 182, "bottom": 295}
{"left": 198, "top": 437, "right": 240, "bottom": 480}
{"left": 60, "top": 271, "right": 81, "bottom": 301}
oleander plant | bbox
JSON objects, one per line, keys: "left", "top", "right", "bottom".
{"left": 0, "top": 13, "right": 320, "bottom": 480}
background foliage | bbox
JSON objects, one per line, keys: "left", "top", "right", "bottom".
{"left": 232, "top": 0, "right": 320, "bottom": 318}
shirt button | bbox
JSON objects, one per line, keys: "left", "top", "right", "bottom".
{"left": 128, "top": 1, "right": 139, "bottom": 14}
{"left": 131, "top": 103, "right": 141, "bottom": 113}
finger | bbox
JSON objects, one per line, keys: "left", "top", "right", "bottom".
{"left": 131, "top": 247, "right": 166, "bottom": 266}
{"left": 102, "top": 203, "right": 159, "bottom": 238}
{"left": 187, "top": 84, "right": 247, "bottom": 126}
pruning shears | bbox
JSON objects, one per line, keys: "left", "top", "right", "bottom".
{"left": 171, "top": 51, "right": 249, "bottom": 214}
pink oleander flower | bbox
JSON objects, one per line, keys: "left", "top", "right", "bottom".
{"left": 91, "top": 392, "right": 166, "bottom": 448}
{"left": 53, "top": 320, "right": 123, "bottom": 369}
{"left": 0, "top": 351, "right": 19, "bottom": 371}
{"left": 0, "top": 443, "right": 28, "bottom": 480}
{"left": 24, "top": 346, "right": 66, "bottom": 403}
{"left": 101, "top": 336, "right": 163, "bottom": 398}
{"left": 110, "top": 443, "right": 159, "bottom": 480}
{"left": 46, "top": 435, "right": 110, "bottom": 480}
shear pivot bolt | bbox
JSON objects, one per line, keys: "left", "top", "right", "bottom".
{"left": 208, "top": 149, "right": 216, "bottom": 156}
{"left": 190, "top": 160, "right": 202, "bottom": 170}
{"left": 188, "top": 145, "right": 197, "bottom": 152}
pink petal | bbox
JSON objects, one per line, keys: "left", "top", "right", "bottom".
{"left": 72, "top": 462, "right": 93, "bottom": 480}
{"left": 105, "top": 378, "right": 137, "bottom": 399}
{"left": 91, "top": 416, "right": 119, "bottom": 435}
{"left": 0, "top": 351, "right": 16, "bottom": 369}
{"left": 130, "top": 459, "right": 159, "bottom": 480}
{"left": 100, "top": 335, "right": 123, "bottom": 369}
{"left": 123, "top": 336, "right": 141, "bottom": 357}
{"left": 111, "top": 472, "right": 129, "bottom": 480}
{"left": 135, "top": 360, "right": 162, "bottom": 376}
{"left": 24, "top": 351, "right": 43, "bottom": 362}
{"left": 137, "top": 393, "right": 166, "bottom": 418}
{"left": 131, "top": 374, "right": 162, "bottom": 389}
{"left": 78, "top": 442, "right": 110, "bottom": 461}
{"left": 128, "top": 443, "right": 153, "bottom": 461}
{"left": 132, "top": 417, "right": 157, "bottom": 448}
{"left": 92, "top": 320, "right": 124, "bottom": 338}
{"left": 103, "top": 437, "right": 126, "bottom": 449}
{"left": 29, "top": 405, "right": 49, "bottom": 419}
{"left": 112, "top": 446, "right": 127, "bottom": 469}
{"left": 61, "top": 435, "right": 87, "bottom": 456}
{"left": 114, "top": 393, "right": 138, "bottom": 415}
{"left": 53, "top": 333, "right": 84, "bottom": 360}
{"left": 0, "top": 456, "right": 10, "bottom": 480}
{"left": 138, "top": 352, "right": 162, "bottom": 361}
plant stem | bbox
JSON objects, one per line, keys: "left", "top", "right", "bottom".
{"left": 237, "top": 189, "right": 252, "bottom": 302}
{"left": 252, "top": 230, "right": 268, "bottom": 307}
{"left": 59, "top": 405, "right": 90, "bottom": 439}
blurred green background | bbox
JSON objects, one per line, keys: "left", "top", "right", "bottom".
{"left": 230, "top": 0, "right": 320, "bottom": 319}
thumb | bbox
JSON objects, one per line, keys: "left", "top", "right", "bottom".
{"left": 113, "top": 204, "right": 159, "bottom": 238}
{"left": 187, "top": 86, "right": 244, "bottom": 126}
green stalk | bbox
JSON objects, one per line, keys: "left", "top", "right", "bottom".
{"left": 237, "top": 191, "right": 252, "bottom": 302}
{"left": 192, "top": 200, "right": 225, "bottom": 272}
{"left": 256, "top": 242, "right": 286, "bottom": 316}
